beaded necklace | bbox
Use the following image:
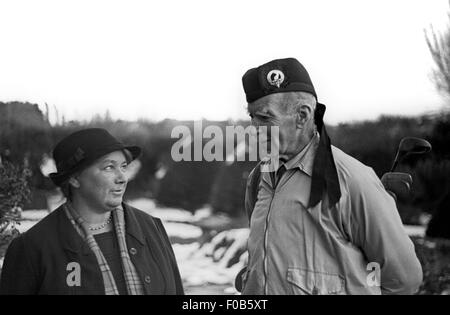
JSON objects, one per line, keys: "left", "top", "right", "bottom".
{"left": 89, "top": 213, "right": 112, "bottom": 231}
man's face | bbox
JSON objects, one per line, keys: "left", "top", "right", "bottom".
{"left": 247, "top": 93, "right": 299, "bottom": 161}
{"left": 73, "top": 150, "right": 129, "bottom": 211}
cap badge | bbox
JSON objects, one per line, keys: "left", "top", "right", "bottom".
{"left": 267, "top": 69, "right": 285, "bottom": 88}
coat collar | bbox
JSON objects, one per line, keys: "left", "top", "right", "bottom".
{"left": 56, "top": 205, "right": 91, "bottom": 255}
{"left": 283, "top": 132, "right": 319, "bottom": 176}
{"left": 122, "top": 203, "right": 146, "bottom": 246}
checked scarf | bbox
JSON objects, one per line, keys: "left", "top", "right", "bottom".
{"left": 64, "top": 203, "right": 144, "bottom": 295}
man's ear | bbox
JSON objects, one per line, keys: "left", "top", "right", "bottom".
{"left": 68, "top": 176, "right": 80, "bottom": 189}
{"left": 295, "top": 104, "right": 314, "bottom": 129}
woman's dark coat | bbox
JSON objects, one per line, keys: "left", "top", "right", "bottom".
{"left": 0, "top": 203, "right": 184, "bottom": 295}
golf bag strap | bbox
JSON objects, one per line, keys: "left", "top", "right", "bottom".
{"left": 246, "top": 162, "right": 263, "bottom": 222}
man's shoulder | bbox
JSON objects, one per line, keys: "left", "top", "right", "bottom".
{"left": 331, "top": 146, "right": 381, "bottom": 191}
{"left": 332, "top": 146, "right": 375, "bottom": 174}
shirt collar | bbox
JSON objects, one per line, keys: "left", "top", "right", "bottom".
{"left": 281, "top": 132, "right": 319, "bottom": 177}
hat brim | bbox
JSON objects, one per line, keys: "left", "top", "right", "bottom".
{"left": 49, "top": 144, "right": 142, "bottom": 187}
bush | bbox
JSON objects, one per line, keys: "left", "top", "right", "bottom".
{"left": 330, "top": 115, "right": 431, "bottom": 177}
{"left": 413, "top": 237, "right": 450, "bottom": 294}
{"left": 0, "top": 161, "right": 31, "bottom": 258}
{"left": 156, "top": 160, "right": 222, "bottom": 212}
{"left": 210, "top": 161, "right": 256, "bottom": 217}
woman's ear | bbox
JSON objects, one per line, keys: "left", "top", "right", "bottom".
{"left": 295, "top": 104, "right": 314, "bottom": 129}
{"left": 68, "top": 176, "right": 80, "bottom": 189}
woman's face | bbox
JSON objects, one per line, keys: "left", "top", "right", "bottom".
{"left": 73, "top": 150, "right": 129, "bottom": 211}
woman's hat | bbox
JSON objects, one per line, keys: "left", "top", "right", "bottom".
{"left": 49, "top": 128, "right": 141, "bottom": 186}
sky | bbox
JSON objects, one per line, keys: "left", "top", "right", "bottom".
{"left": 0, "top": 0, "right": 448, "bottom": 125}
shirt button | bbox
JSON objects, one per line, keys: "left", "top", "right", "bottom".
{"left": 129, "top": 248, "right": 137, "bottom": 255}
{"left": 144, "top": 276, "right": 151, "bottom": 284}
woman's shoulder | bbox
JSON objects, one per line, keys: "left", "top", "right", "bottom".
{"left": 6, "top": 207, "right": 64, "bottom": 255}
{"left": 123, "top": 203, "right": 171, "bottom": 244}
{"left": 124, "top": 203, "right": 160, "bottom": 220}
{"left": 123, "top": 203, "right": 164, "bottom": 229}
{"left": 18, "top": 207, "right": 64, "bottom": 241}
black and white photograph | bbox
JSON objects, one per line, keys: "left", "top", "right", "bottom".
{"left": 0, "top": 0, "right": 449, "bottom": 299}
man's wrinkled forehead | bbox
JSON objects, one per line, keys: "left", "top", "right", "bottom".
{"left": 247, "top": 93, "right": 285, "bottom": 114}
{"left": 247, "top": 91, "right": 315, "bottom": 114}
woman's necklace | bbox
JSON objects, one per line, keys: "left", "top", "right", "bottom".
{"left": 89, "top": 213, "right": 112, "bottom": 231}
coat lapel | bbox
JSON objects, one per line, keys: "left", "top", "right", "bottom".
{"left": 56, "top": 205, "right": 92, "bottom": 256}
{"left": 122, "top": 203, "right": 146, "bottom": 246}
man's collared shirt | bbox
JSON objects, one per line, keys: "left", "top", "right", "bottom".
{"left": 243, "top": 134, "right": 422, "bottom": 295}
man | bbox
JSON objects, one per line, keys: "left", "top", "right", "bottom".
{"left": 234, "top": 57, "right": 422, "bottom": 295}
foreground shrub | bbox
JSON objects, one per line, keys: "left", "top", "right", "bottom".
{"left": 0, "top": 161, "right": 31, "bottom": 258}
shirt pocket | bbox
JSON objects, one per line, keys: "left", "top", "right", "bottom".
{"left": 286, "top": 267, "right": 345, "bottom": 295}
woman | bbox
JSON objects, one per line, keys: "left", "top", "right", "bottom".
{"left": 0, "top": 128, "right": 184, "bottom": 295}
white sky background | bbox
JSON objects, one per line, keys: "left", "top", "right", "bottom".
{"left": 0, "top": 0, "right": 448, "bottom": 125}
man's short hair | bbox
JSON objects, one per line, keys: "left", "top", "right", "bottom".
{"left": 280, "top": 91, "right": 317, "bottom": 115}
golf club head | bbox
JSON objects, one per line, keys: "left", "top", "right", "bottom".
{"left": 398, "top": 137, "right": 432, "bottom": 157}
{"left": 381, "top": 172, "right": 413, "bottom": 200}
{"left": 390, "top": 137, "right": 432, "bottom": 172}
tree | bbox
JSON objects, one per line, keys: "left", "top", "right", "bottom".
{"left": 426, "top": 1, "right": 450, "bottom": 98}
{"left": 425, "top": 5, "right": 450, "bottom": 240}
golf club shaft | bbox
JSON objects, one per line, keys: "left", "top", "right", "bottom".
{"left": 390, "top": 160, "right": 398, "bottom": 172}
